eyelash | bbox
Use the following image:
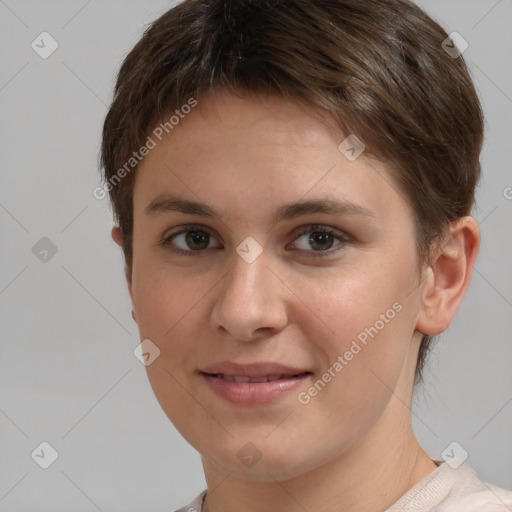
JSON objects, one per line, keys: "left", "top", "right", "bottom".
{"left": 160, "top": 224, "right": 350, "bottom": 258}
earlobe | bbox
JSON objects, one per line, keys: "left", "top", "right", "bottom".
{"left": 126, "top": 268, "right": 136, "bottom": 323}
{"left": 111, "top": 226, "right": 137, "bottom": 322}
{"left": 111, "top": 226, "right": 123, "bottom": 247}
{"left": 415, "top": 216, "right": 480, "bottom": 336}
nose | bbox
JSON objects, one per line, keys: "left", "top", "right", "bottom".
{"left": 210, "top": 249, "right": 288, "bottom": 341}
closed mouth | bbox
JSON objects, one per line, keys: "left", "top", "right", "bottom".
{"left": 201, "top": 372, "right": 311, "bottom": 383}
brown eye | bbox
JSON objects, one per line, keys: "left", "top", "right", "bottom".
{"left": 185, "top": 230, "right": 211, "bottom": 250}
{"left": 162, "top": 226, "right": 221, "bottom": 255}
{"left": 308, "top": 231, "right": 335, "bottom": 251}
{"left": 291, "top": 225, "right": 348, "bottom": 256}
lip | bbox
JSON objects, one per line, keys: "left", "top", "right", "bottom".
{"left": 199, "top": 361, "right": 309, "bottom": 378}
{"left": 200, "top": 372, "right": 311, "bottom": 405}
{"left": 199, "top": 361, "right": 312, "bottom": 406}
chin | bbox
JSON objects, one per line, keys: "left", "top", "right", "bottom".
{"left": 199, "top": 437, "right": 320, "bottom": 482}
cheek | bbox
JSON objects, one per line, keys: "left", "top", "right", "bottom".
{"left": 287, "top": 261, "right": 415, "bottom": 393}
{"left": 287, "top": 271, "right": 413, "bottom": 455}
{"left": 132, "top": 261, "right": 209, "bottom": 355}
{"left": 289, "top": 260, "right": 409, "bottom": 342}
{"left": 132, "top": 267, "right": 213, "bottom": 434}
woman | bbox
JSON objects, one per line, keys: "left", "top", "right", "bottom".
{"left": 100, "top": 0, "right": 512, "bottom": 510}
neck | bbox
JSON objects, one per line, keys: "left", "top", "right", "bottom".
{"left": 201, "top": 402, "right": 437, "bottom": 512}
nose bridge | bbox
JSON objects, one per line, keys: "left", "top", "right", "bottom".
{"left": 222, "top": 249, "right": 272, "bottom": 312}
{"left": 211, "top": 248, "right": 287, "bottom": 339}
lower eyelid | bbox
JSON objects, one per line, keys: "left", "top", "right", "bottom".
{"left": 165, "top": 230, "right": 220, "bottom": 251}
{"left": 289, "top": 238, "right": 346, "bottom": 256}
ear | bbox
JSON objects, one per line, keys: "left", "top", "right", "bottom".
{"left": 415, "top": 216, "right": 480, "bottom": 336}
{"left": 111, "top": 226, "right": 136, "bottom": 322}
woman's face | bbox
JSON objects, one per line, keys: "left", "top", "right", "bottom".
{"left": 128, "top": 90, "right": 426, "bottom": 480}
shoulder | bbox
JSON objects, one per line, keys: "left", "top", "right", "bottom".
{"left": 445, "top": 462, "right": 512, "bottom": 510}
{"left": 388, "top": 460, "right": 512, "bottom": 511}
{"left": 172, "top": 489, "right": 207, "bottom": 512}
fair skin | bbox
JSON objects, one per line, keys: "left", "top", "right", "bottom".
{"left": 112, "top": 89, "right": 479, "bottom": 512}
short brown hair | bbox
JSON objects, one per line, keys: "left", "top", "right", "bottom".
{"left": 100, "top": 0, "right": 484, "bottom": 382}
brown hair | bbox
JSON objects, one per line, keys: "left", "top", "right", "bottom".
{"left": 100, "top": 0, "right": 484, "bottom": 382}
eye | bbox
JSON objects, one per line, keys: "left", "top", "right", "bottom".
{"left": 289, "top": 225, "right": 348, "bottom": 256}
{"left": 161, "top": 225, "right": 221, "bottom": 256}
{"left": 160, "top": 224, "right": 349, "bottom": 257}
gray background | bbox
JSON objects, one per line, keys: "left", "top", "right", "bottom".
{"left": 0, "top": 1, "right": 511, "bottom": 510}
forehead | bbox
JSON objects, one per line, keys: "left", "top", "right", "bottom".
{"left": 191, "top": 90, "right": 338, "bottom": 142}
{"left": 133, "top": 89, "right": 412, "bottom": 226}
{"left": 144, "top": 90, "right": 344, "bottom": 172}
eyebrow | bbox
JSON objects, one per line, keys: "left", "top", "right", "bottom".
{"left": 144, "top": 194, "right": 377, "bottom": 225}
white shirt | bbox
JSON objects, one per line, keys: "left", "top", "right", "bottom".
{"left": 173, "top": 461, "right": 512, "bottom": 512}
